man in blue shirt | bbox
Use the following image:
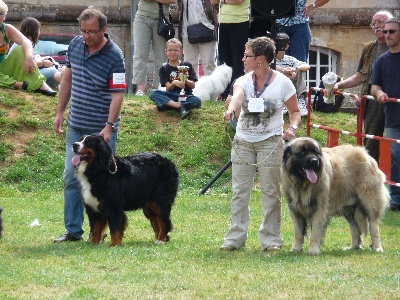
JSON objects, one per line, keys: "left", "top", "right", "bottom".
{"left": 370, "top": 17, "right": 400, "bottom": 212}
{"left": 53, "top": 7, "right": 127, "bottom": 242}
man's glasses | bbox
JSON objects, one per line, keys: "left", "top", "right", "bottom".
{"left": 382, "top": 29, "right": 400, "bottom": 35}
{"left": 370, "top": 20, "right": 385, "bottom": 28}
{"left": 80, "top": 28, "right": 102, "bottom": 37}
{"left": 243, "top": 54, "right": 256, "bottom": 59}
{"left": 166, "top": 49, "right": 180, "bottom": 52}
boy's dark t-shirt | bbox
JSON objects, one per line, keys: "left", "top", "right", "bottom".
{"left": 159, "top": 61, "right": 198, "bottom": 95}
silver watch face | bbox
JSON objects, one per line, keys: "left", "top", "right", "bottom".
{"left": 291, "top": 125, "right": 298, "bottom": 130}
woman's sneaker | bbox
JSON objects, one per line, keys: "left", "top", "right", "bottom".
{"left": 219, "top": 244, "right": 237, "bottom": 251}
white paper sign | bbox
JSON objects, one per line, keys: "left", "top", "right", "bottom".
{"left": 248, "top": 97, "right": 264, "bottom": 112}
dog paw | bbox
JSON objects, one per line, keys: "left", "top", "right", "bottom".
{"left": 308, "top": 247, "right": 321, "bottom": 255}
{"left": 290, "top": 247, "right": 303, "bottom": 252}
{"left": 155, "top": 239, "right": 166, "bottom": 245}
{"left": 343, "top": 246, "right": 361, "bottom": 251}
{"left": 371, "top": 246, "right": 384, "bottom": 253}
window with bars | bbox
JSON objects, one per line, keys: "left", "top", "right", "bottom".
{"left": 307, "top": 46, "right": 339, "bottom": 90}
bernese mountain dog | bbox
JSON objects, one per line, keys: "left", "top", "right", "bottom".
{"left": 72, "top": 135, "right": 178, "bottom": 246}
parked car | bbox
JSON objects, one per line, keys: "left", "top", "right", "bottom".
{"left": 35, "top": 33, "right": 77, "bottom": 66}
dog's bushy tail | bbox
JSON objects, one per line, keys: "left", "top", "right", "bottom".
{"left": 354, "top": 208, "right": 369, "bottom": 237}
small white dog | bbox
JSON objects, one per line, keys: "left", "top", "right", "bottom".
{"left": 193, "top": 64, "right": 233, "bottom": 101}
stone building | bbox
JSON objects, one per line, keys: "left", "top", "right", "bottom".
{"left": 4, "top": 0, "right": 399, "bottom": 96}
{"left": 310, "top": 0, "right": 399, "bottom": 96}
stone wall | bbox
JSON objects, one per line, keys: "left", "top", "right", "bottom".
{"left": 311, "top": 6, "right": 399, "bottom": 96}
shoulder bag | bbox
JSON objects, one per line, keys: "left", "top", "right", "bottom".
{"left": 186, "top": 0, "right": 215, "bottom": 44}
{"left": 158, "top": 3, "right": 175, "bottom": 40}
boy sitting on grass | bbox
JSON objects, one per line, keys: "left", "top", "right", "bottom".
{"left": 149, "top": 38, "right": 201, "bottom": 119}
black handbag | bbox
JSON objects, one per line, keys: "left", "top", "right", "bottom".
{"left": 187, "top": 23, "right": 214, "bottom": 44}
{"left": 186, "top": 0, "right": 215, "bottom": 44}
{"left": 158, "top": 3, "right": 175, "bottom": 40}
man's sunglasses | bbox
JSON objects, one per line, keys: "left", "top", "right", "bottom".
{"left": 382, "top": 29, "right": 400, "bottom": 35}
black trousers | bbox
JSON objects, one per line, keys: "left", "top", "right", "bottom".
{"left": 363, "top": 98, "right": 385, "bottom": 163}
{"left": 218, "top": 21, "right": 249, "bottom": 99}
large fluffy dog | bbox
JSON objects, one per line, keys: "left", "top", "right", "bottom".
{"left": 281, "top": 137, "right": 389, "bottom": 255}
{"left": 72, "top": 135, "right": 178, "bottom": 246}
{"left": 193, "top": 63, "right": 232, "bottom": 101}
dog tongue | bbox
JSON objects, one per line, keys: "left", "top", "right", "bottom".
{"left": 71, "top": 154, "right": 83, "bottom": 166}
{"left": 305, "top": 169, "right": 318, "bottom": 183}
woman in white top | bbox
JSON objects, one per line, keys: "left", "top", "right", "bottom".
{"left": 220, "top": 37, "right": 301, "bottom": 252}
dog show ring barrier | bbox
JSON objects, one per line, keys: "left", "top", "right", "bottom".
{"left": 305, "top": 87, "right": 400, "bottom": 187}
{"left": 306, "top": 87, "right": 361, "bottom": 147}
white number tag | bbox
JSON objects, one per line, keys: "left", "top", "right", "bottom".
{"left": 113, "top": 73, "right": 125, "bottom": 84}
{"left": 248, "top": 97, "right": 264, "bottom": 112}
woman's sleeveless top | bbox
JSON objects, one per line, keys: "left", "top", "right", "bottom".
{"left": 0, "top": 23, "right": 10, "bottom": 63}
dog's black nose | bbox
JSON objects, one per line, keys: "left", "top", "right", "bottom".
{"left": 308, "top": 157, "right": 319, "bottom": 168}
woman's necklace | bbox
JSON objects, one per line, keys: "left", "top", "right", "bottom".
{"left": 253, "top": 70, "right": 273, "bottom": 98}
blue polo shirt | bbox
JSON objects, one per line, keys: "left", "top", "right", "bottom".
{"left": 66, "top": 34, "right": 126, "bottom": 131}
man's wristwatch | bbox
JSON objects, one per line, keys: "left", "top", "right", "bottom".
{"left": 106, "top": 121, "right": 115, "bottom": 129}
{"left": 289, "top": 125, "right": 298, "bottom": 132}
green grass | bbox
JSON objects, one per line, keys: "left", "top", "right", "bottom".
{"left": 0, "top": 89, "right": 398, "bottom": 299}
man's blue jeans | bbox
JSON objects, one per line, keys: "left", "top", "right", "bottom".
{"left": 386, "top": 127, "right": 400, "bottom": 207}
{"left": 279, "top": 22, "right": 312, "bottom": 62}
{"left": 40, "top": 66, "right": 59, "bottom": 89}
{"left": 63, "top": 127, "right": 117, "bottom": 239}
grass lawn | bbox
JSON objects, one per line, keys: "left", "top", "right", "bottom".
{"left": 0, "top": 90, "right": 399, "bottom": 299}
{"left": 1, "top": 189, "right": 399, "bottom": 299}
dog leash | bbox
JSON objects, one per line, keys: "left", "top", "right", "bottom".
{"left": 224, "top": 120, "right": 284, "bottom": 167}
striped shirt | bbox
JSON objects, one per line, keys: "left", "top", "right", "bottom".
{"left": 276, "top": 54, "right": 305, "bottom": 70}
{"left": 66, "top": 34, "right": 126, "bottom": 131}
